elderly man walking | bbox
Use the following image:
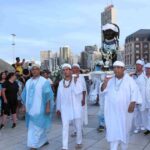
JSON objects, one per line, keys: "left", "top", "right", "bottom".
{"left": 21, "top": 64, "right": 54, "bottom": 150}
{"left": 100, "top": 61, "right": 142, "bottom": 150}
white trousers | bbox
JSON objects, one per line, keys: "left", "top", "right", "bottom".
{"left": 110, "top": 141, "right": 128, "bottom": 150}
{"left": 134, "top": 106, "right": 147, "bottom": 129}
{"left": 62, "top": 118, "right": 82, "bottom": 149}
{"left": 145, "top": 108, "right": 150, "bottom": 130}
{"left": 27, "top": 121, "right": 48, "bottom": 148}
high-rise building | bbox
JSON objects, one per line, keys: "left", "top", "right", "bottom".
{"left": 85, "top": 45, "right": 98, "bottom": 53}
{"left": 80, "top": 51, "right": 88, "bottom": 69}
{"left": 125, "top": 29, "right": 150, "bottom": 67}
{"left": 101, "top": 5, "right": 117, "bottom": 44}
{"left": 40, "top": 50, "right": 59, "bottom": 71}
{"left": 101, "top": 5, "right": 116, "bottom": 26}
{"left": 59, "top": 46, "right": 71, "bottom": 64}
{"left": 40, "top": 50, "right": 53, "bottom": 63}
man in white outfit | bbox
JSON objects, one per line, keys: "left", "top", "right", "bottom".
{"left": 71, "top": 64, "right": 88, "bottom": 136}
{"left": 133, "top": 59, "right": 146, "bottom": 133}
{"left": 143, "top": 63, "right": 150, "bottom": 135}
{"left": 100, "top": 61, "right": 142, "bottom": 150}
{"left": 56, "top": 64, "right": 84, "bottom": 150}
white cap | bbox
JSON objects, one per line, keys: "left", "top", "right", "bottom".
{"left": 62, "top": 63, "right": 71, "bottom": 70}
{"left": 136, "top": 59, "right": 144, "bottom": 66}
{"left": 113, "top": 61, "right": 125, "bottom": 67}
{"left": 145, "top": 63, "right": 150, "bottom": 68}
{"left": 31, "top": 64, "right": 40, "bottom": 69}
{"left": 72, "top": 64, "right": 80, "bottom": 69}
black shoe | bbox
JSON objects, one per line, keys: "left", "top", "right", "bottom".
{"left": 144, "top": 130, "right": 150, "bottom": 135}
{"left": 41, "top": 141, "right": 49, "bottom": 147}
{"left": 94, "top": 102, "right": 99, "bottom": 106}
{"left": 0, "top": 124, "right": 4, "bottom": 129}
{"left": 97, "top": 126, "right": 105, "bottom": 132}
{"left": 12, "top": 123, "right": 16, "bottom": 128}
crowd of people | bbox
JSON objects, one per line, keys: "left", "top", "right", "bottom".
{"left": 0, "top": 58, "right": 150, "bottom": 150}
{"left": 0, "top": 58, "right": 55, "bottom": 130}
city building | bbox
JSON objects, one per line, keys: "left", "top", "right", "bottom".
{"left": 101, "top": 4, "right": 117, "bottom": 44}
{"left": 59, "top": 45, "right": 71, "bottom": 64}
{"left": 40, "top": 50, "right": 59, "bottom": 71}
{"left": 80, "top": 45, "right": 101, "bottom": 70}
{"left": 117, "top": 47, "right": 125, "bottom": 62}
{"left": 40, "top": 50, "right": 53, "bottom": 63}
{"left": 80, "top": 51, "right": 88, "bottom": 69}
{"left": 125, "top": 29, "right": 150, "bottom": 66}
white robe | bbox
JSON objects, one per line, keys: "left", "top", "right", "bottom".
{"left": 56, "top": 79, "right": 84, "bottom": 122}
{"left": 89, "top": 78, "right": 100, "bottom": 102}
{"left": 79, "top": 75, "right": 88, "bottom": 125}
{"left": 133, "top": 72, "right": 147, "bottom": 129}
{"left": 22, "top": 76, "right": 54, "bottom": 148}
{"left": 134, "top": 73, "right": 147, "bottom": 110}
{"left": 145, "top": 77, "right": 150, "bottom": 130}
{"left": 101, "top": 73, "right": 142, "bottom": 143}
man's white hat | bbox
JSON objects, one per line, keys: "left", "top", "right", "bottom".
{"left": 31, "top": 64, "right": 40, "bottom": 69}
{"left": 62, "top": 63, "right": 71, "bottom": 69}
{"left": 145, "top": 63, "right": 150, "bottom": 68}
{"left": 72, "top": 64, "right": 80, "bottom": 69}
{"left": 136, "top": 59, "right": 144, "bottom": 66}
{"left": 113, "top": 61, "right": 125, "bottom": 67}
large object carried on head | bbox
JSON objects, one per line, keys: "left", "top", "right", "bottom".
{"left": 102, "top": 23, "right": 120, "bottom": 66}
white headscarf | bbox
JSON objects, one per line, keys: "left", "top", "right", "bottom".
{"left": 136, "top": 59, "right": 144, "bottom": 66}
{"left": 145, "top": 63, "right": 150, "bottom": 68}
{"left": 113, "top": 61, "right": 125, "bottom": 67}
{"left": 31, "top": 64, "right": 40, "bottom": 69}
{"left": 61, "top": 63, "right": 71, "bottom": 70}
{"left": 72, "top": 64, "right": 80, "bottom": 69}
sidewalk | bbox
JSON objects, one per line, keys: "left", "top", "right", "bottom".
{"left": 0, "top": 105, "right": 150, "bottom": 150}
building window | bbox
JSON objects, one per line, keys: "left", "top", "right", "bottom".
{"left": 144, "top": 50, "right": 148, "bottom": 54}
{"left": 136, "top": 50, "right": 140, "bottom": 54}
{"left": 135, "top": 44, "right": 140, "bottom": 48}
{"left": 135, "top": 37, "right": 139, "bottom": 41}
{"left": 136, "top": 55, "right": 140, "bottom": 59}
{"left": 144, "top": 55, "right": 148, "bottom": 59}
{"left": 143, "top": 43, "right": 149, "bottom": 49}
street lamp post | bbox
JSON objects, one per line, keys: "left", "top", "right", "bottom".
{"left": 11, "top": 34, "right": 16, "bottom": 63}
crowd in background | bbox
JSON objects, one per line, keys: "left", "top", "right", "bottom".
{"left": 0, "top": 57, "right": 56, "bottom": 129}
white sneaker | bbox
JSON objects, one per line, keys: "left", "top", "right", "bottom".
{"left": 141, "top": 127, "right": 145, "bottom": 131}
{"left": 134, "top": 129, "right": 140, "bottom": 134}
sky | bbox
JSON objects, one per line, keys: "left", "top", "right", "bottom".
{"left": 0, "top": 0, "right": 150, "bottom": 63}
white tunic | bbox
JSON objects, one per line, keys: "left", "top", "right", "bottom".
{"left": 25, "top": 77, "right": 45, "bottom": 116}
{"left": 101, "top": 73, "right": 142, "bottom": 143}
{"left": 56, "top": 78, "right": 84, "bottom": 122}
{"left": 145, "top": 77, "right": 150, "bottom": 109}
{"left": 134, "top": 73, "right": 147, "bottom": 111}
{"left": 78, "top": 75, "right": 88, "bottom": 125}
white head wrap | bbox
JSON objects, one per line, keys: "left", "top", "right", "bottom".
{"left": 113, "top": 61, "right": 125, "bottom": 67}
{"left": 31, "top": 64, "right": 40, "bottom": 69}
{"left": 62, "top": 63, "right": 71, "bottom": 70}
{"left": 136, "top": 59, "right": 144, "bottom": 66}
{"left": 145, "top": 63, "right": 150, "bottom": 68}
{"left": 72, "top": 64, "right": 80, "bottom": 69}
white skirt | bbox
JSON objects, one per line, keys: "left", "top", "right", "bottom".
{"left": 27, "top": 121, "right": 48, "bottom": 148}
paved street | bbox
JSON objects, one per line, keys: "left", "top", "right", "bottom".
{"left": 0, "top": 105, "right": 150, "bottom": 150}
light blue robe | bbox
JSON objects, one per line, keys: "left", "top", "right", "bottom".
{"left": 21, "top": 76, "right": 54, "bottom": 148}
{"left": 21, "top": 77, "right": 54, "bottom": 129}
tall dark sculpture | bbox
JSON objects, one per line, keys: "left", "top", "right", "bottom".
{"left": 102, "top": 23, "right": 120, "bottom": 67}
